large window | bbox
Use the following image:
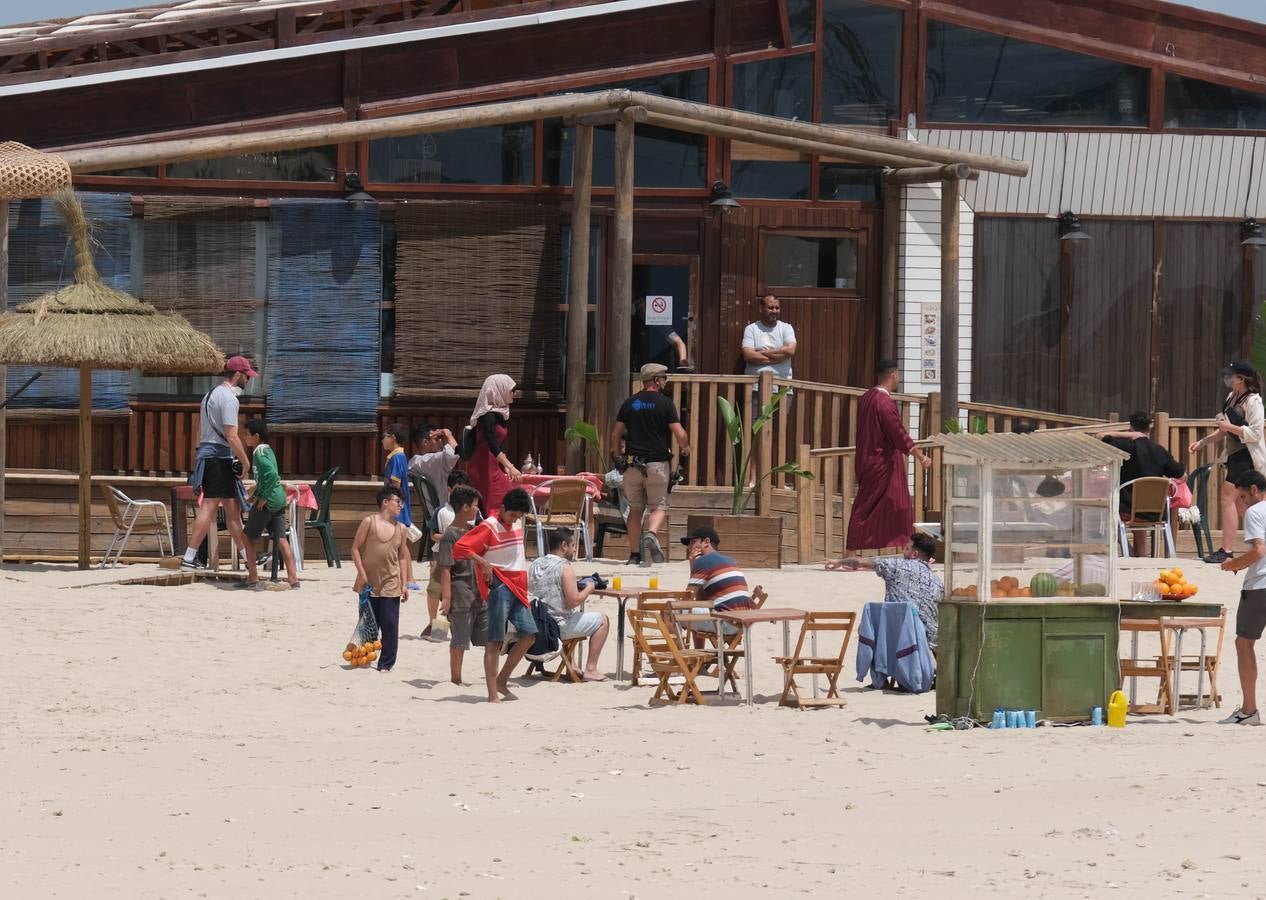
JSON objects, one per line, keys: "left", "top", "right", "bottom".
{"left": 544, "top": 69, "right": 708, "bottom": 188}
{"left": 368, "top": 124, "right": 534, "bottom": 185}
{"left": 732, "top": 54, "right": 814, "bottom": 120}
{"left": 820, "top": 0, "right": 902, "bottom": 126}
{"left": 733, "top": 160, "right": 811, "bottom": 200}
{"left": 785, "top": 0, "right": 816, "bottom": 45}
{"left": 165, "top": 147, "right": 338, "bottom": 182}
{"left": 924, "top": 21, "right": 1149, "bottom": 126}
{"left": 765, "top": 232, "right": 859, "bottom": 290}
{"left": 818, "top": 164, "right": 881, "bottom": 202}
{"left": 1165, "top": 73, "right": 1266, "bottom": 130}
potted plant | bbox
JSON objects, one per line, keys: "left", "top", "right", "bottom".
{"left": 563, "top": 420, "right": 602, "bottom": 472}
{"left": 685, "top": 387, "right": 814, "bottom": 569}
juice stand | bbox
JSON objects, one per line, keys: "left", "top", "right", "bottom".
{"left": 932, "top": 432, "right": 1216, "bottom": 722}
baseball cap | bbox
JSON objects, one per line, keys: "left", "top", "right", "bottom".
{"left": 1224, "top": 361, "right": 1257, "bottom": 379}
{"left": 679, "top": 526, "right": 720, "bottom": 547}
{"left": 225, "top": 355, "right": 259, "bottom": 378}
{"left": 639, "top": 362, "right": 669, "bottom": 379}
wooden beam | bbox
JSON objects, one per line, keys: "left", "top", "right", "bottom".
{"left": 78, "top": 365, "right": 92, "bottom": 570}
{"left": 940, "top": 178, "right": 960, "bottom": 426}
{"left": 886, "top": 163, "right": 975, "bottom": 184}
{"left": 606, "top": 111, "right": 635, "bottom": 432}
{"left": 0, "top": 202, "right": 5, "bottom": 564}
{"left": 881, "top": 180, "right": 899, "bottom": 362}
{"left": 564, "top": 124, "right": 594, "bottom": 474}
{"left": 563, "top": 106, "right": 647, "bottom": 128}
{"left": 642, "top": 110, "right": 932, "bottom": 169}
{"left": 630, "top": 92, "right": 1029, "bottom": 176}
{"left": 61, "top": 90, "right": 632, "bottom": 173}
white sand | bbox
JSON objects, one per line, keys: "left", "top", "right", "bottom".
{"left": 2, "top": 556, "right": 1264, "bottom": 898}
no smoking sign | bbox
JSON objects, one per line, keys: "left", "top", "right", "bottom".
{"left": 645, "top": 294, "right": 673, "bottom": 325}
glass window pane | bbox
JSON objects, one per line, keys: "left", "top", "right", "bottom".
{"left": 786, "top": 0, "right": 815, "bottom": 45}
{"left": 368, "top": 124, "right": 534, "bottom": 185}
{"left": 818, "top": 164, "right": 882, "bottom": 201}
{"left": 1165, "top": 73, "right": 1266, "bottom": 130}
{"left": 99, "top": 167, "right": 158, "bottom": 178}
{"left": 820, "top": 0, "right": 902, "bottom": 126}
{"left": 733, "top": 54, "right": 813, "bottom": 120}
{"left": 732, "top": 160, "right": 810, "bottom": 199}
{"left": 543, "top": 69, "right": 709, "bottom": 188}
{"left": 766, "top": 234, "right": 858, "bottom": 289}
{"left": 924, "top": 21, "right": 1149, "bottom": 126}
{"left": 166, "top": 147, "right": 338, "bottom": 182}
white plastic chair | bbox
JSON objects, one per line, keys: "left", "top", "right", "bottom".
{"left": 100, "top": 484, "right": 172, "bottom": 567}
{"left": 1118, "top": 477, "right": 1175, "bottom": 558}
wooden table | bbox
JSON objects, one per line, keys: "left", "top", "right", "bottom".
{"left": 592, "top": 587, "right": 641, "bottom": 682}
{"left": 713, "top": 607, "right": 808, "bottom": 707}
{"left": 1119, "top": 601, "right": 1224, "bottom": 712}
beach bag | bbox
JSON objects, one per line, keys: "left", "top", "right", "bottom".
{"left": 524, "top": 599, "right": 561, "bottom": 662}
{"left": 348, "top": 586, "right": 380, "bottom": 646}
{"left": 1169, "top": 479, "right": 1193, "bottom": 511}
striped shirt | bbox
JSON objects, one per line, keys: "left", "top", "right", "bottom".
{"left": 453, "top": 514, "right": 529, "bottom": 606}
{"left": 688, "top": 551, "right": 752, "bottom": 610}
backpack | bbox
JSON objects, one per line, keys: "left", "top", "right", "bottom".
{"left": 458, "top": 425, "right": 478, "bottom": 461}
{"left": 525, "top": 599, "right": 561, "bottom": 662}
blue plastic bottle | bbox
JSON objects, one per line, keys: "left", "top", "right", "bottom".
{"left": 1091, "top": 707, "right": 1103, "bottom": 726}
{"left": 992, "top": 709, "right": 1006, "bottom": 729}
{"left": 1025, "top": 710, "right": 1037, "bottom": 728}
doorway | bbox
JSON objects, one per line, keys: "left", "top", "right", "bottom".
{"left": 631, "top": 255, "right": 697, "bottom": 371}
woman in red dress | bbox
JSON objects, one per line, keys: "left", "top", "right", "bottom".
{"left": 467, "top": 374, "right": 522, "bottom": 514}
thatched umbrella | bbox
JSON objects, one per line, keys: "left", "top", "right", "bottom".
{"left": 0, "top": 188, "right": 223, "bottom": 568}
{"left": 0, "top": 141, "right": 74, "bottom": 566}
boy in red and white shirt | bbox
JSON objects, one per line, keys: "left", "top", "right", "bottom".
{"left": 454, "top": 487, "right": 536, "bottom": 702}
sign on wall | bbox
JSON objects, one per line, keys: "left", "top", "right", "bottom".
{"left": 645, "top": 294, "right": 673, "bottom": 325}
{"left": 920, "top": 302, "right": 940, "bottom": 383}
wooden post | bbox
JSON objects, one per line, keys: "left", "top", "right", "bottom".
{"left": 885, "top": 164, "right": 974, "bottom": 185}
{"left": 0, "top": 202, "right": 6, "bottom": 566}
{"left": 757, "top": 370, "right": 773, "bottom": 515}
{"left": 796, "top": 443, "right": 814, "bottom": 563}
{"left": 564, "top": 124, "right": 594, "bottom": 474}
{"left": 881, "top": 180, "right": 899, "bottom": 362}
{"left": 940, "top": 178, "right": 960, "bottom": 426}
{"left": 78, "top": 366, "right": 92, "bottom": 570}
{"left": 606, "top": 112, "right": 635, "bottom": 430}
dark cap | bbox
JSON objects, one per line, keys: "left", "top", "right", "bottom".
{"left": 679, "top": 526, "right": 720, "bottom": 547}
{"left": 1224, "top": 361, "right": 1258, "bottom": 378}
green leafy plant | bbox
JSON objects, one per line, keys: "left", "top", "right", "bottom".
{"left": 943, "top": 415, "right": 989, "bottom": 435}
{"left": 717, "top": 387, "right": 814, "bottom": 515}
{"left": 564, "top": 421, "right": 602, "bottom": 472}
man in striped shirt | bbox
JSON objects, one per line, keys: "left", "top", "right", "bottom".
{"left": 682, "top": 527, "right": 753, "bottom": 639}
{"left": 454, "top": 487, "right": 536, "bottom": 702}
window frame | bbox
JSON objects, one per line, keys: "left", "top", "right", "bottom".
{"left": 760, "top": 227, "right": 868, "bottom": 298}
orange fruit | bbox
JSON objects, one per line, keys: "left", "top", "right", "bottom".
{"left": 1189, "top": 585, "right": 1198, "bottom": 596}
{"left": 1020, "top": 587, "right": 1032, "bottom": 597}
{"left": 367, "top": 651, "right": 378, "bottom": 662}
{"left": 1158, "top": 583, "right": 1171, "bottom": 596}
{"left": 374, "top": 641, "right": 383, "bottom": 651}
{"left": 1172, "top": 568, "right": 1183, "bottom": 579}
{"left": 342, "top": 650, "right": 353, "bottom": 661}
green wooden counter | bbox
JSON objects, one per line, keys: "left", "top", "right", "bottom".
{"left": 936, "top": 598, "right": 1223, "bottom": 722}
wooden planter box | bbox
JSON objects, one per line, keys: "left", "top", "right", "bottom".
{"left": 686, "top": 513, "right": 782, "bottom": 569}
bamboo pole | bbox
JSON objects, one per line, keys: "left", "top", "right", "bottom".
{"left": 631, "top": 93, "right": 1030, "bottom": 177}
{"left": 641, "top": 111, "right": 931, "bottom": 169}
{"left": 564, "top": 124, "right": 594, "bottom": 474}
{"left": 941, "top": 178, "right": 961, "bottom": 426}
{"left": 606, "top": 111, "right": 635, "bottom": 430}
{"left": 60, "top": 91, "right": 631, "bottom": 173}
{"left": 0, "top": 203, "right": 6, "bottom": 566}
{"left": 796, "top": 443, "right": 814, "bottom": 563}
{"left": 880, "top": 180, "right": 899, "bottom": 362}
{"left": 886, "top": 164, "right": 975, "bottom": 184}
{"left": 757, "top": 370, "right": 773, "bottom": 515}
{"left": 78, "top": 366, "right": 92, "bottom": 570}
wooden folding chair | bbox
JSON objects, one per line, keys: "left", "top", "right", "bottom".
{"left": 774, "top": 611, "right": 857, "bottom": 708}
{"left": 630, "top": 590, "right": 692, "bottom": 686}
{"left": 1160, "top": 609, "right": 1227, "bottom": 709}
{"left": 692, "top": 586, "right": 768, "bottom": 691}
{"left": 550, "top": 636, "right": 586, "bottom": 683}
{"left": 626, "top": 609, "right": 710, "bottom": 705}
{"left": 1120, "top": 617, "right": 1175, "bottom": 714}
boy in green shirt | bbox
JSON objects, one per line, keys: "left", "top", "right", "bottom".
{"left": 242, "top": 419, "right": 300, "bottom": 589}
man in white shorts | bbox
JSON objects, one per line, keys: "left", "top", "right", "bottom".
{"left": 528, "top": 528, "right": 610, "bottom": 681}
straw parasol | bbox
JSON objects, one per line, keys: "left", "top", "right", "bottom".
{"left": 0, "top": 187, "right": 223, "bottom": 568}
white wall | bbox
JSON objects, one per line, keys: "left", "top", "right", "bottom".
{"left": 896, "top": 181, "right": 974, "bottom": 438}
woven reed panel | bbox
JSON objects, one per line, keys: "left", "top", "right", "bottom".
{"left": 265, "top": 200, "right": 381, "bottom": 427}
{"left": 394, "top": 200, "right": 562, "bottom": 394}
{"left": 0, "top": 142, "right": 71, "bottom": 199}
{"left": 141, "top": 197, "right": 258, "bottom": 358}
{"left": 4, "top": 193, "right": 131, "bottom": 409}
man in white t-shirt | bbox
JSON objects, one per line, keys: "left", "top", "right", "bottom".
{"left": 1220, "top": 469, "right": 1266, "bottom": 725}
{"left": 742, "top": 294, "right": 797, "bottom": 382}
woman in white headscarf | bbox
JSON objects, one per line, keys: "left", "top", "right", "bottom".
{"left": 466, "top": 373, "right": 521, "bottom": 513}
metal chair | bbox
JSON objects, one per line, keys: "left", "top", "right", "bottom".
{"left": 1118, "top": 476, "right": 1175, "bottom": 558}
{"left": 525, "top": 477, "right": 592, "bottom": 560}
{"left": 99, "top": 484, "right": 172, "bottom": 567}
{"left": 410, "top": 472, "right": 439, "bottom": 562}
{"left": 1186, "top": 464, "right": 1215, "bottom": 561}
{"left": 304, "top": 466, "right": 340, "bottom": 567}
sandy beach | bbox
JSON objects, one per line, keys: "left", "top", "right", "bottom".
{"left": 2, "top": 556, "right": 1264, "bottom": 899}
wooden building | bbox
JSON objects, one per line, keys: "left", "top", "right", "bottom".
{"left": 2, "top": 0, "right": 1266, "bottom": 479}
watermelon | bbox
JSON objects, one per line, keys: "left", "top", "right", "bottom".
{"left": 1030, "top": 572, "right": 1058, "bottom": 597}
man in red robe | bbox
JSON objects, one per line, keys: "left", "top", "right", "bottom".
{"left": 846, "top": 360, "right": 932, "bottom": 550}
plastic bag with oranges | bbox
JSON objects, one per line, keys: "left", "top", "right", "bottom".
{"left": 343, "top": 586, "right": 382, "bottom": 668}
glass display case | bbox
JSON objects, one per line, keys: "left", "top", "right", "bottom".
{"left": 938, "top": 433, "right": 1130, "bottom": 603}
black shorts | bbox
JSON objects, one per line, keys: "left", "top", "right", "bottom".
{"left": 244, "top": 505, "right": 288, "bottom": 541}
{"left": 1226, "top": 449, "right": 1255, "bottom": 487}
{"left": 201, "top": 457, "right": 238, "bottom": 499}
{"left": 1236, "top": 588, "right": 1266, "bottom": 640}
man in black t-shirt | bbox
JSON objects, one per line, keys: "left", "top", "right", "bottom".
{"left": 611, "top": 363, "right": 691, "bottom": 566}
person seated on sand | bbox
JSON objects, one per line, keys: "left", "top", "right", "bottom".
{"left": 527, "top": 527, "right": 610, "bottom": 681}
{"left": 681, "top": 526, "right": 753, "bottom": 642}
{"left": 826, "top": 532, "right": 943, "bottom": 649}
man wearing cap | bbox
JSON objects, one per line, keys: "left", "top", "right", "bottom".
{"left": 181, "top": 356, "right": 257, "bottom": 574}
{"left": 610, "top": 363, "right": 690, "bottom": 566}
{"left": 1099, "top": 412, "right": 1185, "bottom": 556}
{"left": 682, "top": 526, "right": 753, "bottom": 640}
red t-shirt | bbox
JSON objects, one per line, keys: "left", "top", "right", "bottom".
{"left": 452, "top": 515, "right": 529, "bottom": 606}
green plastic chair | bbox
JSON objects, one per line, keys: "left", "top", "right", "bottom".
{"left": 305, "top": 466, "right": 340, "bottom": 568}
{"left": 1186, "top": 464, "right": 1214, "bottom": 561}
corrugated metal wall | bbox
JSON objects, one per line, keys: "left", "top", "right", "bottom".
{"left": 913, "top": 130, "right": 1266, "bottom": 218}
